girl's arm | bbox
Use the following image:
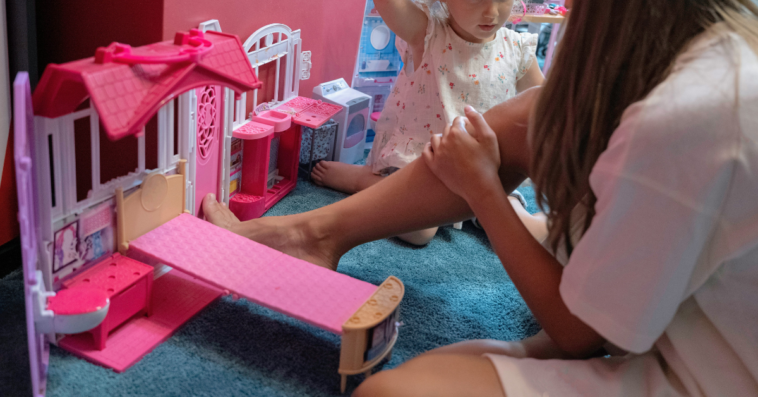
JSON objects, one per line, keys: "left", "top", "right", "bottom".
{"left": 374, "top": 0, "right": 428, "bottom": 50}
{"left": 470, "top": 177, "right": 605, "bottom": 358}
{"left": 516, "top": 57, "right": 545, "bottom": 93}
{"left": 424, "top": 107, "right": 605, "bottom": 358}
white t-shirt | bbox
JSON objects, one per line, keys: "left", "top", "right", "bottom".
{"left": 489, "top": 27, "right": 758, "bottom": 396}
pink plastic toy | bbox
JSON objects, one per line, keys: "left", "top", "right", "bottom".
{"left": 62, "top": 253, "right": 153, "bottom": 350}
{"left": 15, "top": 22, "right": 404, "bottom": 396}
{"left": 95, "top": 31, "right": 214, "bottom": 65}
{"left": 33, "top": 29, "right": 261, "bottom": 141}
{"left": 130, "top": 213, "right": 377, "bottom": 334}
{"left": 227, "top": 96, "right": 341, "bottom": 221}
{"left": 221, "top": 23, "right": 342, "bottom": 221}
{"left": 511, "top": 0, "right": 528, "bottom": 24}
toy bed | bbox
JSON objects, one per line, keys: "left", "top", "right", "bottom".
{"left": 115, "top": 169, "right": 403, "bottom": 392}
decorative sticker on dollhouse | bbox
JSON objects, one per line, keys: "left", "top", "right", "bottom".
{"left": 53, "top": 221, "right": 80, "bottom": 272}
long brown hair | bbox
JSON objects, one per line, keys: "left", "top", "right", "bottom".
{"left": 530, "top": 0, "right": 758, "bottom": 255}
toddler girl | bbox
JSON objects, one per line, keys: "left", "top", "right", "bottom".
{"left": 313, "top": 0, "right": 546, "bottom": 244}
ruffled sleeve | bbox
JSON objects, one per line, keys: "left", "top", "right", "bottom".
{"left": 395, "top": 1, "right": 437, "bottom": 67}
{"left": 515, "top": 32, "right": 538, "bottom": 79}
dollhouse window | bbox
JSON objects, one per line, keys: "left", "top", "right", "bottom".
{"left": 172, "top": 98, "right": 180, "bottom": 157}
{"left": 145, "top": 114, "right": 159, "bottom": 171}
{"left": 73, "top": 116, "right": 93, "bottom": 202}
{"left": 159, "top": 97, "right": 183, "bottom": 170}
{"left": 49, "top": 101, "right": 145, "bottom": 215}
{"left": 98, "top": 120, "right": 140, "bottom": 186}
{"left": 47, "top": 135, "right": 56, "bottom": 208}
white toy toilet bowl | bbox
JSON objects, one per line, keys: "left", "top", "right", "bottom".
{"left": 44, "top": 288, "right": 110, "bottom": 334}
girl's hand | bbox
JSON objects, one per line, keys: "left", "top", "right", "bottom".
{"left": 423, "top": 106, "right": 501, "bottom": 203}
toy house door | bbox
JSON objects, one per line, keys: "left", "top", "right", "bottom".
{"left": 194, "top": 85, "right": 223, "bottom": 217}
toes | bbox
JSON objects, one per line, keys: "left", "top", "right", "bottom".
{"left": 202, "top": 193, "right": 240, "bottom": 229}
{"left": 202, "top": 194, "right": 223, "bottom": 222}
{"left": 314, "top": 162, "right": 328, "bottom": 172}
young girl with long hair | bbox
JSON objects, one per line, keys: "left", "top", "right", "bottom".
{"left": 204, "top": 0, "right": 758, "bottom": 395}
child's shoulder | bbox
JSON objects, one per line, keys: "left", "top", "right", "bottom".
{"left": 499, "top": 27, "right": 538, "bottom": 48}
{"left": 499, "top": 27, "right": 521, "bottom": 42}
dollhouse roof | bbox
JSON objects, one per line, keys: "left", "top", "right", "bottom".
{"left": 33, "top": 30, "right": 262, "bottom": 141}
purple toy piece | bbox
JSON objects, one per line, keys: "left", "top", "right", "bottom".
{"left": 15, "top": 72, "right": 49, "bottom": 397}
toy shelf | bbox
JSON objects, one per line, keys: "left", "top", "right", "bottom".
{"left": 229, "top": 114, "right": 302, "bottom": 221}
{"left": 229, "top": 97, "right": 342, "bottom": 221}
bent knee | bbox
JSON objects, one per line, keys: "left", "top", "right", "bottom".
{"left": 398, "top": 227, "right": 438, "bottom": 246}
{"left": 353, "top": 370, "right": 405, "bottom": 397}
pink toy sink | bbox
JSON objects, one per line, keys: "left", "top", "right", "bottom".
{"left": 252, "top": 110, "right": 292, "bottom": 133}
{"left": 232, "top": 120, "right": 274, "bottom": 140}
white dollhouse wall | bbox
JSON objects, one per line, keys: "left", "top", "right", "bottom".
{"left": 34, "top": 94, "right": 194, "bottom": 292}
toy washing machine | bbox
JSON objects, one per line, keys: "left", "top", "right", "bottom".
{"left": 313, "top": 78, "right": 372, "bottom": 165}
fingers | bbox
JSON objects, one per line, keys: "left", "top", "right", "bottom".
{"left": 422, "top": 142, "right": 435, "bottom": 166}
{"left": 463, "top": 106, "right": 491, "bottom": 139}
{"left": 430, "top": 132, "right": 442, "bottom": 153}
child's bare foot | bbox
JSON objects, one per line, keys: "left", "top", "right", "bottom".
{"left": 311, "top": 162, "right": 382, "bottom": 194}
{"left": 202, "top": 194, "right": 342, "bottom": 270}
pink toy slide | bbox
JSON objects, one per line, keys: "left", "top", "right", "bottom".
{"left": 129, "top": 213, "right": 378, "bottom": 335}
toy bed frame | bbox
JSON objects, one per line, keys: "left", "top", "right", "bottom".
{"left": 115, "top": 162, "right": 403, "bottom": 392}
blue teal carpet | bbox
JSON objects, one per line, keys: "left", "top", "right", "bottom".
{"left": 0, "top": 170, "right": 540, "bottom": 396}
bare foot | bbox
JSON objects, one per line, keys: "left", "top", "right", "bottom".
{"left": 202, "top": 194, "right": 241, "bottom": 231}
{"left": 311, "top": 162, "right": 382, "bottom": 194}
{"left": 202, "top": 193, "right": 342, "bottom": 270}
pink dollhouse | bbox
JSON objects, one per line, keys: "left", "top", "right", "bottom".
{"left": 15, "top": 21, "right": 403, "bottom": 397}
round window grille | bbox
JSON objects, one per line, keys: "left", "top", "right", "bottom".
{"left": 197, "top": 86, "right": 218, "bottom": 160}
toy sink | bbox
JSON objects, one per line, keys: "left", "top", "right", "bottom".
{"left": 252, "top": 110, "right": 292, "bottom": 132}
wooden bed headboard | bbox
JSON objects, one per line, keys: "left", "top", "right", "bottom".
{"left": 116, "top": 160, "right": 188, "bottom": 254}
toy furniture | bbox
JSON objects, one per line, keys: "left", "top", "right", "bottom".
{"left": 353, "top": 1, "right": 403, "bottom": 78}
{"left": 312, "top": 78, "right": 372, "bottom": 165}
{"left": 61, "top": 253, "right": 153, "bottom": 350}
{"left": 15, "top": 22, "right": 404, "bottom": 397}
{"left": 222, "top": 23, "right": 343, "bottom": 221}
{"left": 116, "top": 140, "right": 402, "bottom": 393}
{"left": 351, "top": 0, "right": 401, "bottom": 144}
{"left": 354, "top": 77, "right": 396, "bottom": 117}
{"left": 300, "top": 119, "right": 338, "bottom": 175}
{"left": 227, "top": 97, "right": 342, "bottom": 220}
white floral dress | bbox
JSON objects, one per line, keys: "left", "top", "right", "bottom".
{"left": 366, "top": 7, "right": 538, "bottom": 173}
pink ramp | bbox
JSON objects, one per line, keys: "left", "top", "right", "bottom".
{"left": 128, "top": 214, "right": 377, "bottom": 334}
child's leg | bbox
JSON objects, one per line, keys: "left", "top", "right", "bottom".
{"left": 311, "top": 162, "right": 384, "bottom": 194}
{"left": 508, "top": 196, "right": 548, "bottom": 243}
{"left": 353, "top": 330, "right": 566, "bottom": 397}
{"left": 353, "top": 354, "right": 504, "bottom": 397}
{"left": 203, "top": 89, "right": 539, "bottom": 270}
{"left": 397, "top": 227, "right": 439, "bottom": 246}
{"left": 423, "top": 330, "right": 569, "bottom": 360}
